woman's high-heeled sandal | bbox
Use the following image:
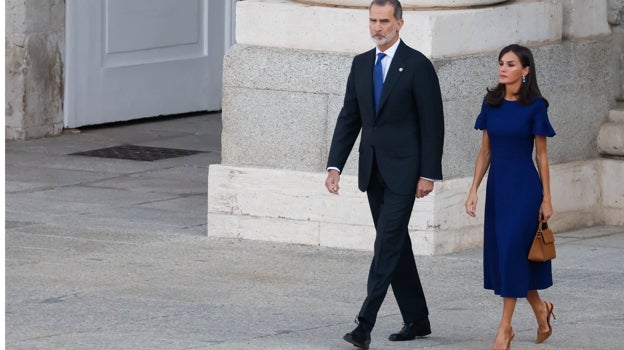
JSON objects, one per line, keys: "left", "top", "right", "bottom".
{"left": 492, "top": 328, "right": 515, "bottom": 350}
{"left": 536, "top": 301, "right": 556, "bottom": 344}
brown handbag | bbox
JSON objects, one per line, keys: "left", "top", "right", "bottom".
{"left": 528, "top": 220, "right": 556, "bottom": 262}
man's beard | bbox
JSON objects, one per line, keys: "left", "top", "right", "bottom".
{"left": 371, "top": 30, "right": 396, "bottom": 46}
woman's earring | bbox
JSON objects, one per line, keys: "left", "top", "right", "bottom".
{"left": 522, "top": 75, "right": 526, "bottom": 84}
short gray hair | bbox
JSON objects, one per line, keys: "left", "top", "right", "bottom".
{"left": 369, "top": 0, "right": 403, "bottom": 20}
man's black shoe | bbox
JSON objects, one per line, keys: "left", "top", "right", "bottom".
{"left": 343, "top": 325, "right": 371, "bottom": 349}
{"left": 388, "top": 321, "right": 431, "bottom": 341}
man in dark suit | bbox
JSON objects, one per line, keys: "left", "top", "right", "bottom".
{"left": 324, "top": 0, "right": 444, "bottom": 348}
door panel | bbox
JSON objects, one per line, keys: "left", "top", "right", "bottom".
{"left": 106, "top": 0, "right": 200, "bottom": 53}
{"left": 65, "top": 0, "right": 232, "bottom": 127}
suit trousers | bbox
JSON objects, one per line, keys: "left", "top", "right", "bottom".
{"left": 357, "top": 156, "right": 429, "bottom": 331}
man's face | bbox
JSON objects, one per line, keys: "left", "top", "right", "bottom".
{"left": 369, "top": 3, "right": 403, "bottom": 49}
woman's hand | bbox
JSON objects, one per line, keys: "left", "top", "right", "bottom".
{"left": 539, "top": 199, "right": 553, "bottom": 221}
{"left": 465, "top": 192, "right": 478, "bottom": 217}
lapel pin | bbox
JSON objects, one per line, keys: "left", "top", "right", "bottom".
{"left": 399, "top": 67, "right": 403, "bottom": 72}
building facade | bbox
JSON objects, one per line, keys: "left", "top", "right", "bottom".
{"left": 4, "top": 1, "right": 623, "bottom": 254}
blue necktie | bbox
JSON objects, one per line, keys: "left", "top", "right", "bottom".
{"left": 373, "top": 52, "right": 386, "bottom": 112}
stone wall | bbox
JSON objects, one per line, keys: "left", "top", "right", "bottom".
{"left": 5, "top": 0, "right": 65, "bottom": 140}
{"left": 212, "top": 37, "right": 616, "bottom": 254}
{"left": 221, "top": 38, "right": 614, "bottom": 180}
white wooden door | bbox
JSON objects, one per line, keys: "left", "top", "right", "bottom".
{"left": 64, "top": 0, "right": 234, "bottom": 128}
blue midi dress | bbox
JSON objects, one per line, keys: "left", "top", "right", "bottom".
{"left": 474, "top": 98, "right": 556, "bottom": 298}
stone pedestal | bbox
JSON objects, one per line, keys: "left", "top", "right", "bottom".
{"left": 209, "top": 0, "right": 618, "bottom": 254}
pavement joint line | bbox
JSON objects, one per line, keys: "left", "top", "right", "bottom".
{"left": 7, "top": 232, "right": 144, "bottom": 245}
{"left": 558, "top": 232, "right": 622, "bottom": 241}
{"left": 7, "top": 167, "right": 189, "bottom": 195}
{"left": 6, "top": 246, "right": 61, "bottom": 252}
{"left": 10, "top": 331, "right": 91, "bottom": 344}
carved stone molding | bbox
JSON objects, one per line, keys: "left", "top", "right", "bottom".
{"left": 294, "top": 0, "right": 508, "bottom": 9}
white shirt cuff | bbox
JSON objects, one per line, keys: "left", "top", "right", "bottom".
{"left": 327, "top": 167, "right": 341, "bottom": 173}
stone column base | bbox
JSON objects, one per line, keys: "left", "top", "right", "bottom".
{"left": 601, "top": 158, "right": 624, "bottom": 226}
{"left": 208, "top": 159, "right": 618, "bottom": 254}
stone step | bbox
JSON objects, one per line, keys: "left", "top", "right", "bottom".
{"left": 598, "top": 109, "right": 624, "bottom": 156}
{"left": 608, "top": 108, "right": 624, "bottom": 123}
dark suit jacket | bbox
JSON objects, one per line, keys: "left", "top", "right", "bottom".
{"left": 327, "top": 40, "right": 445, "bottom": 195}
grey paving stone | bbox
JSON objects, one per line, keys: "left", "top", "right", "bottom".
{"left": 5, "top": 113, "right": 624, "bottom": 349}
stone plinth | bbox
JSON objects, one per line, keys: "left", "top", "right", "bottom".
{"left": 208, "top": 159, "right": 612, "bottom": 253}
{"left": 210, "top": 0, "right": 619, "bottom": 254}
{"left": 208, "top": 164, "right": 487, "bottom": 254}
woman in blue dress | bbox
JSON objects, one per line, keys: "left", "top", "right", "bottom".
{"left": 464, "top": 44, "right": 556, "bottom": 350}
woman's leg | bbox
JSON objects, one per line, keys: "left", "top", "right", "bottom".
{"left": 527, "top": 290, "right": 551, "bottom": 333}
{"left": 527, "top": 290, "right": 550, "bottom": 332}
{"left": 492, "top": 297, "right": 516, "bottom": 349}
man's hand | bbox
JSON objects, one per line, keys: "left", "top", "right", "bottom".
{"left": 325, "top": 169, "right": 341, "bottom": 195}
{"left": 416, "top": 178, "right": 434, "bottom": 198}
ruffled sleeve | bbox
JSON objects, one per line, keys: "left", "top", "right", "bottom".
{"left": 532, "top": 98, "right": 556, "bottom": 137}
{"left": 474, "top": 100, "right": 487, "bottom": 130}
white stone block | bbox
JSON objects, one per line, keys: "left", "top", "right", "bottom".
{"left": 208, "top": 159, "right": 617, "bottom": 254}
{"left": 420, "top": 0, "right": 562, "bottom": 58}
{"left": 432, "top": 176, "right": 486, "bottom": 230}
{"left": 208, "top": 164, "right": 371, "bottom": 225}
{"left": 562, "top": 0, "right": 611, "bottom": 39}
{"left": 551, "top": 160, "right": 601, "bottom": 212}
{"left": 319, "top": 222, "right": 375, "bottom": 251}
{"left": 601, "top": 159, "right": 624, "bottom": 226}
{"left": 237, "top": 216, "right": 321, "bottom": 245}
{"left": 598, "top": 121, "right": 624, "bottom": 156}
{"left": 208, "top": 164, "right": 482, "bottom": 254}
{"left": 598, "top": 110, "right": 624, "bottom": 157}
{"left": 236, "top": 0, "right": 563, "bottom": 58}
{"left": 207, "top": 164, "right": 445, "bottom": 252}
{"left": 548, "top": 160, "right": 602, "bottom": 231}
{"left": 408, "top": 230, "right": 438, "bottom": 256}
{"left": 207, "top": 213, "right": 240, "bottom": 239}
